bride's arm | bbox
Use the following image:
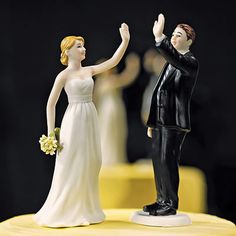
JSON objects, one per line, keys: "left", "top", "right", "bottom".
{"left": 46, "top": 73, "right": 65, "bottom": 135}
{"left": 89, "top": 23, "right": 130, "bottom": 76}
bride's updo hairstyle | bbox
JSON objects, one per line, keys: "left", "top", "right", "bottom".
{"left": 60, "top": 36, "right": 85, "bottom": 66}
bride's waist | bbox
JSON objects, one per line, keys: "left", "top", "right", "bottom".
{"left": 68, "top": 95, "right": 92, "bottom": 103}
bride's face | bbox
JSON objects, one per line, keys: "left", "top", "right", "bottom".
{"left": 67, "top": 40, "right": 86, "bottom": 62}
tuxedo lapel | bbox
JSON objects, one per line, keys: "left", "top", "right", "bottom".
{"left": 165, "top": 65, "right": 175, "bottom": 81}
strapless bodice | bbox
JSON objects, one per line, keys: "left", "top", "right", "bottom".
{"left": 64, "top": 77, "right": 94, "bottom": 103}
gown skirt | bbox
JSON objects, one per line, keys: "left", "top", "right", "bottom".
{"left": 34, "top": 78, "right": 105, "bottom": 227}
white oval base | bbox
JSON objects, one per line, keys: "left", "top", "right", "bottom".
{"left": 130, "top": 210, "right": 192, "bottom": 227}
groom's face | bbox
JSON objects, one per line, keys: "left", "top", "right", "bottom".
{"left": 171, "top": 27, "right": 190, "bottom": 52}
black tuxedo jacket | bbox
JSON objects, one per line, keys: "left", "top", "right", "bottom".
{"left": 147, "top": 37, "right": 199, "bottom": 131}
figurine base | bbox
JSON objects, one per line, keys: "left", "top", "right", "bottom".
{"left": 130, "top": 210, "right": 192, "bottom": 227}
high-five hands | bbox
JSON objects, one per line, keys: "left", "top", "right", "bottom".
{"left": 153, "top": 13, "right": 165, "bottom": 41}
{"left": 119, "top": 23, "right": 130, "bottom": 42}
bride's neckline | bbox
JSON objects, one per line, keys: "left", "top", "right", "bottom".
{"left": 67, "top": 76, "right": 92, "bottom": 81}
{"left": 65, "top": 77, "right": 93, "bottom": 86}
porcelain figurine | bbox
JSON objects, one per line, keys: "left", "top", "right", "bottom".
{"left": 34, "top": 23, "right": 130, "bottom": 227}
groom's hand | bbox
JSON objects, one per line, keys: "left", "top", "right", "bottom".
{"left": 153, "top": 13, "right": 165, "bottom": 42}
{"left": 147, "top": 127, "right": 153, "bottom": 138}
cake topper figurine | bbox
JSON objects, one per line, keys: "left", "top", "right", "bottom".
{"left": 34, "top": 23, "right": 130, "bottom": 227}
{"left": 132, "top": 13, "right": 198, "bottom": 226}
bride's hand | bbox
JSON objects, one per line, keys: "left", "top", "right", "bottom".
{"left": 119, "top": 23, "right": 130, "bottom": 43}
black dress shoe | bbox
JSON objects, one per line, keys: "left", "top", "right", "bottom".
{"left": 149, "top": 204, "right": 176, "bottom": 216}
{"left": 143, "top": 202, "right": 161, "bottom": 212}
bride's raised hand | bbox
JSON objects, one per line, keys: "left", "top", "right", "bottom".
{"left": 119, "top": 23, "right": 130, "bottom": 43}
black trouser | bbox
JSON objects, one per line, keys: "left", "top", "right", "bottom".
{"left": 151, "top": 126, "right": 187, "bottom": 210}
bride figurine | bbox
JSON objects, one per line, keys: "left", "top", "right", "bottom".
{"left": 34, "top": 23, "right": 130, "bottom": 227}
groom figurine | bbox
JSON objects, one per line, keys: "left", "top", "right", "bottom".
{"left": 144, "top": 14, "right": 199, "bottom": 216}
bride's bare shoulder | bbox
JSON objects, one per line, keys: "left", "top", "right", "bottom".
{"left": 55, "top": 69, "right": 71, "bottom": 83}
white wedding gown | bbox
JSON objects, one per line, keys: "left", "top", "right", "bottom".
{"left": 34, "top": 77, "right": 105, "bottom": 227}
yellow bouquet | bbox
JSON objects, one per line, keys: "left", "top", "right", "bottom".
{"left": 39, "top": 128, "right": 63, "bottom": 155}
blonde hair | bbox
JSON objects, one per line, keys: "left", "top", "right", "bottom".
{"left": 60, "top": 36, "right": 85, "bottom": 66}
